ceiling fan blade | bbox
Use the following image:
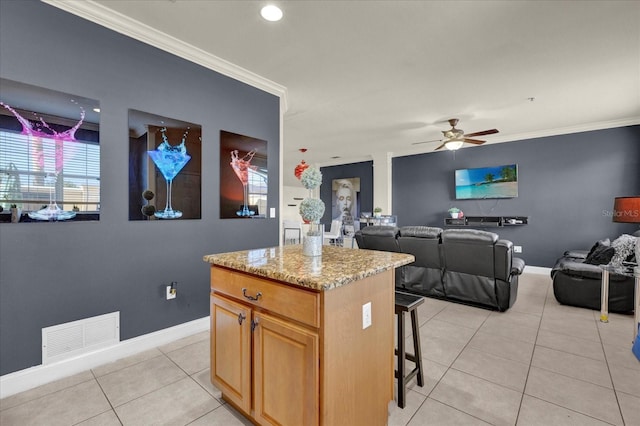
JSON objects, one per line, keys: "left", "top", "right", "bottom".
{"left": 464, "top": 138, "right": 486, "bottom": 145}
{"left": 464, "top": 129, "right": 498, "bottom": 138}
{"left": 411, "top": 139, "right": 441, "bottom": 146}
{"left": 434, "top": 142, "right": 447, "bottom": 150}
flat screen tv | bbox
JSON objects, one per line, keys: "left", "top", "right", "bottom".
{"left": 455, "top": 164, "right": 518, "bottom": 200}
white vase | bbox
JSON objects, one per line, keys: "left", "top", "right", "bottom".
{"left": 303, "top": 223, "right": 324, "bottom": 257}
{"left": 450, "top": 212, "right": 460, "bottom": 219}
{"left": 303, "top": 235, "right": 323, "bottom": 256}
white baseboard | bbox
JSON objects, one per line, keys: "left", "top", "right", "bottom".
{"left": 0, "top": 316, "right": 210, "bottom": 399}
{"left": 523, "top": 265, "right": 552, "bottom": 275}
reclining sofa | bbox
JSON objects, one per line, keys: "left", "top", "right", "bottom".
{"left": 550, "top": 231, "right": 639, "bottom": 313}
{"left": 355, "top": 226, "right": 525, "bottom": 311}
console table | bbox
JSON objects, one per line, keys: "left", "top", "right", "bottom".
{"left": 444, "top": 215, "right": 528, "bottom": 227}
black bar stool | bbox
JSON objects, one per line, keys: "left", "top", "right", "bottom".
{"left": 394, "top": 291, "right": 425, "bottom": 408}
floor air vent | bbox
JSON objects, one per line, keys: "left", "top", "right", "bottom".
{"left": 42, "top": 312, "right": 120, "bottom": 364}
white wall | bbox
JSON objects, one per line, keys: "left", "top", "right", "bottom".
{"left": 282, "top": 185, "right": 310, "bottom": 222}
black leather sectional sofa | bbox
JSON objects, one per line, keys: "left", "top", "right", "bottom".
{"left": 355, "top": 226, "right": 525, "bottom": 311}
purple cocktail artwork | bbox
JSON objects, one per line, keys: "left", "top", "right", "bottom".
{"left": 147, "top": 128, "right": 191, "bottom": 219}
{"left": 230, "top": 149, "right": 257, "bottom": 217}
{"left": 0, "top": 101, "right": 85, "bottom": 220}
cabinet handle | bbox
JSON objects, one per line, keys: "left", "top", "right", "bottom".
{"left": 238, "top": 313, "right": 246, "bottom": 325}
{"left": 251, "top": 318, "right": 259, "bottom": 332}
{"left": 242, "top": 288, "right": 262, "bottom": 301}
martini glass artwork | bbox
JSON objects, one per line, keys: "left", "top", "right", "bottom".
{"left": 147, "top": 128, "right": 191, "bottom": 219}
{"left": 28, "top": 173, "right": 77, "bottom": 221}
{"left": 0, "top": 101, "right": 83, "bottom": 221}
{"left": 230, "top": 149, "right": 257, "bottom": 217}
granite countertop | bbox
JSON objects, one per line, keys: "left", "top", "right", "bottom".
{"left": 204, "top": 245, "right": 414, "bottom": 291}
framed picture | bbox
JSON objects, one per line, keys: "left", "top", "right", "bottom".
{"left": 331, "top": 177, "right": 360, "bottom": 236}
{"left": 220, "top": 130, "right": 268, "bottom": 219}
{"left": 0, "top": 78, "right": 101, "bottom": 222}
{"left": 128, "top": 109, "right": 201, "bottom": 220}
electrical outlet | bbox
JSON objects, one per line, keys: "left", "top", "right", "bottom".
{"left": 514, "top": 245, "right": 522, "bottom": 253}
{"left": 362, "top": 302, "right": 372, "bottom": 329}
{"left": 166, "top": 285, "right": 176, "bottom": 300}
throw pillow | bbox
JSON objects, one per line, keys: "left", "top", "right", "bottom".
{"left": 584, "top": 241, "right": 615, "bottom": 265}
{"left": 608, "top": 234, "right": 637, "bottom": 267}
{"left": 586, "top": 238, "right": 610, "bottom": 259}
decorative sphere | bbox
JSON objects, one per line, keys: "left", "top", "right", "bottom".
{"left": 141, "top": 204, "right": 156, "bottom": 216}
{"left": 142, "top": 190, "right": 155, "bottom": 200}
{"left": 294, "top": 160, "right": 309, "bottom": 180}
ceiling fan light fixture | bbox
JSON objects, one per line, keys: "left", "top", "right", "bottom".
{"left": 261, "top": 4, "right": 283, "bottom": 21}
{"left": 445, "top": 139, "right": 464, "bottom": 151}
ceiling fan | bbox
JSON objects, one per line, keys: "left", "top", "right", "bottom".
{"left": 413, "top": 118, "right": 499, "bottom": 151}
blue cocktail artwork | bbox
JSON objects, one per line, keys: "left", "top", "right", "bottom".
{"left": 147, "top": 128, "right": 191, "bottom": 219}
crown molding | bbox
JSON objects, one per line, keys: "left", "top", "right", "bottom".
{"left": 484, "top": 117, "right": 640, "bottom": 146}
{"left": 41, "top": 0, "right": 288, "bottom": 113}
{"left": 316, "top": 155, "right": 374, "bottom": 169}
{"left": 389, "top": 116, "right": 640, "bottom": 159}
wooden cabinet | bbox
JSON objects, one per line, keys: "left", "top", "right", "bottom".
{"left": 210, "top": 265, "right": 394, "bottom": 426}
{"left": 210, "top": 294, "right": 251, "bottom": 413}
{"left": 253, "top": 311, "right": 318, "bottom": 425}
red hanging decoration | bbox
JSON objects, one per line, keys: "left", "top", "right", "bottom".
{"left": 294, "top": 148, "right": 309, "bottom": 180}
{"left": 294, "top": 159, "right": 309, "bottom": 180}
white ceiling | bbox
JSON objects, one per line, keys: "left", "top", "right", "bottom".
{"left": 52, "top": 0, "right": 640, "bottom": 186}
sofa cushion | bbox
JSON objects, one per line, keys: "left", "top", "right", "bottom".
{"left": 399, "top": 226, "right": 442, "bottom": 239}
{"left": 360, "top": 225, "right": 399, "bottom": 238}
{"left": 441, "top": 229, "right": 499, "bottom": 245}
{"left": 556, "top": 260, "right": 605, "bottom": 280}
{"left": 563, "top": 250, "right": 589, "bottom": 260}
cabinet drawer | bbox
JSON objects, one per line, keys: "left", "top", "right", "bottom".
{"left": 211, "top": 266, "right": 320, "bottom": 328}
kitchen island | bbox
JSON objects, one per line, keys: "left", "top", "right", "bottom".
{"left": 204, "top": 245, "right": 414, "bottom": 426}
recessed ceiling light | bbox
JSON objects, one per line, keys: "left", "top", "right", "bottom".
{"left": 261, "top": 5, "right": 283, "bottom": 22}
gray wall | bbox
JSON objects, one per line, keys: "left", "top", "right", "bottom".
{"left": 393, "top": 125, "right": 640, "bottom": 267}
{"left": 0, "top": 1, "right": 280, "bottom": 375}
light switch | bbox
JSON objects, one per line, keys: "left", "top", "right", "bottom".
{"left": 362, "top": 302, "right": 372, "bottom": 329}
{"left": 269, "top": 207, "right": 276, "bottom": 218}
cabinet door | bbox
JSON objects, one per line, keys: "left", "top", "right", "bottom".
{"left": 253, "top": 312, "right": 319, "bottom": 426}
{"left": 210, "top": 294, "right": 251, "bottom": 414}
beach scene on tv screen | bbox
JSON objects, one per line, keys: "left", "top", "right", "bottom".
{"left": 455, "top": 164, "right": 518, "bottom": 199}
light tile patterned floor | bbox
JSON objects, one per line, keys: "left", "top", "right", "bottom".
{"left": 1, "top": 273, "right": 638, "bottom": 425}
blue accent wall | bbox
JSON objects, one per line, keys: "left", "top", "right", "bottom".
{"left": 392, "top": 126, "right": 640, "bottom": 267}
{"left": 0, "top": 1, "right": 280, "bottom": 375}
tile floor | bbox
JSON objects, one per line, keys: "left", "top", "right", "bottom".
{"left": 1, "top": 272, "right": 638, "bottom": 425}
